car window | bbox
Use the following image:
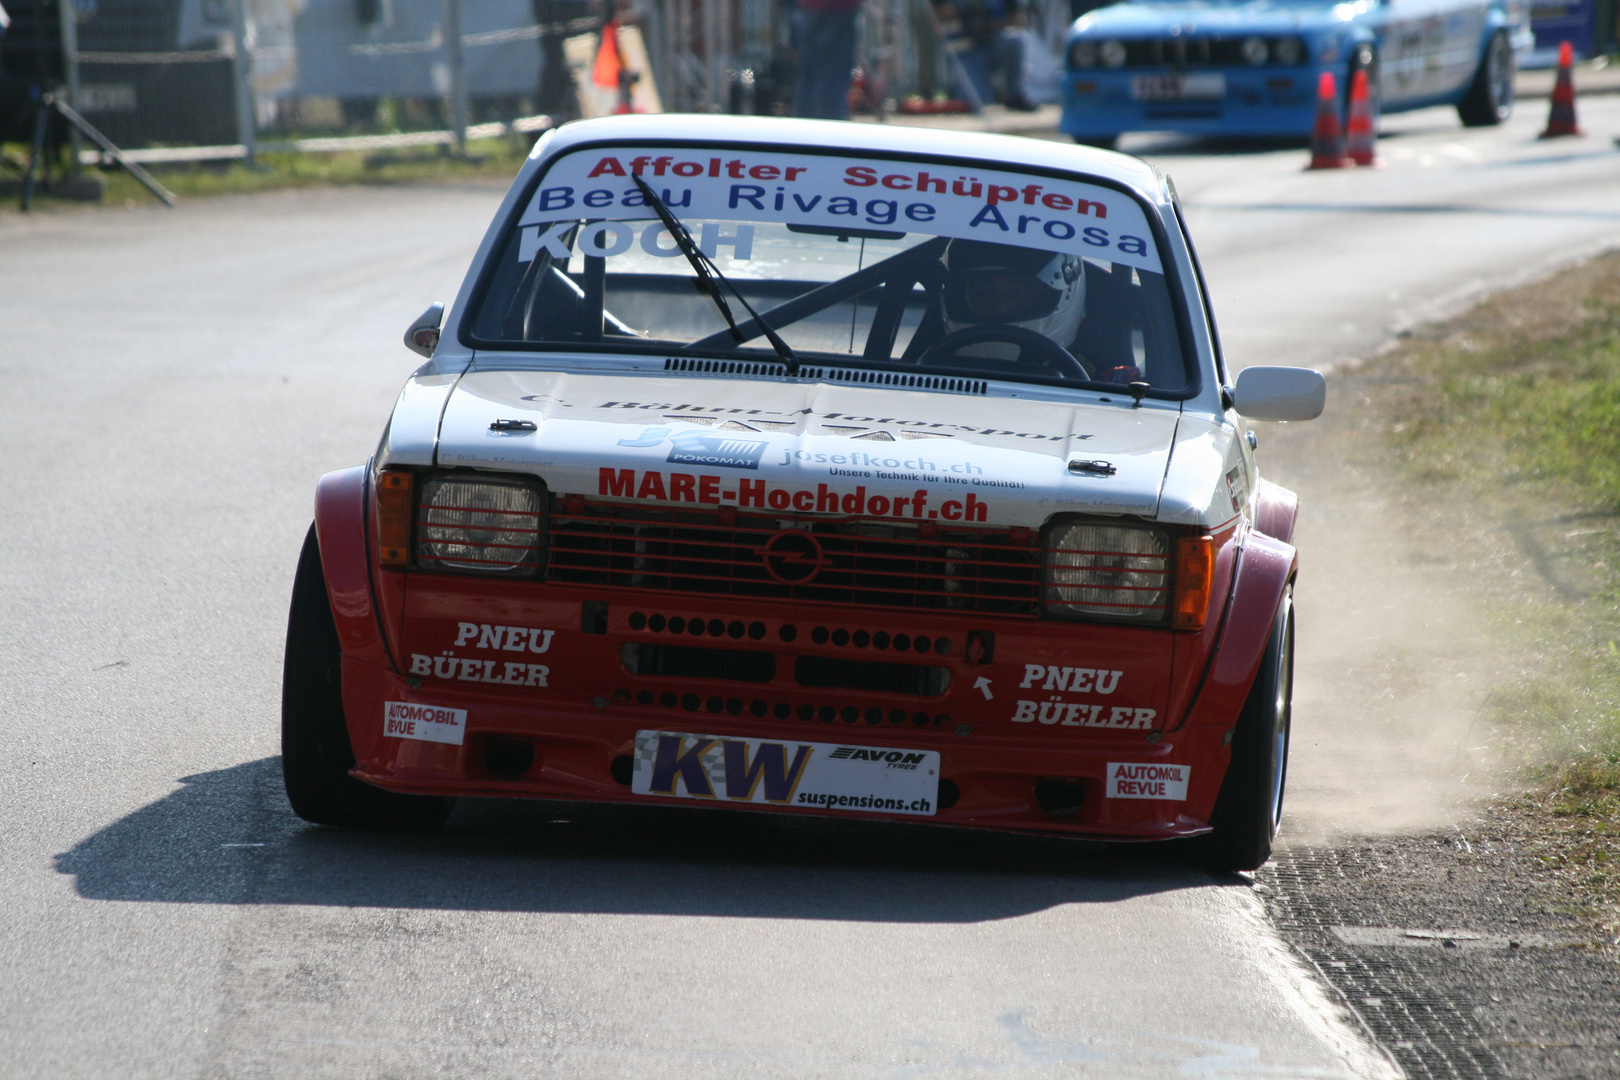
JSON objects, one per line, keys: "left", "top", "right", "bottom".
{"left": 467, "top": 147, "right": 1193, "bottom": 395}
{"left": 1171, "top": 197, "right": 1227, "bottom": 388}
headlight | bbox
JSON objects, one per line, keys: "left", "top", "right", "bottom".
{"left": 1069, "top": 39, "right": 1098, "bottom": 68}
{"left": 412, "top": 473, "right": 546, "bottom": 576}
{"left": 1043, "top": 520, "right": 1213, "bottom": 628}
{"left": 1043, "top": 521, "right": 1171, "bottom": 623}
{"left": 1099, "top": 39, "right": 1128, "bottom": 68}
{"left": 1242, "top": 36, "right": 1269, "bottom": 65}
{"left": 1273, "top": 36, "right": 1304, "bottom": 65}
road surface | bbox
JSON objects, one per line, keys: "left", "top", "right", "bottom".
{"left": 5, "top": 96, "right": 1620, "bottom": 1078}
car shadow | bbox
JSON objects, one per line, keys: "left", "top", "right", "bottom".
{"left": 1121, "top": 133, "right": 1308, "bottom": 156}
{"left": 1120, "top": 123, "right": 1478, "bottom": 158}
{"left": 54, "top": 757, "right": 1239, "bottom": 921}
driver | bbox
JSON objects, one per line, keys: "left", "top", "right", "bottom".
{"left": 941, "top": 240, "right": 1087, "bottom": 357}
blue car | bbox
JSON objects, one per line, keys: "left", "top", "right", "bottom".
{"left": 1061, "top": 0, "right": 1533, "bottom": 145}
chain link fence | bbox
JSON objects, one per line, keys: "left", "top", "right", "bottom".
{"left": 2, "top": 0, "right": 1076, "bottom": 167}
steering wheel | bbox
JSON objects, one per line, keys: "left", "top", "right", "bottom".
{"left": 916, "top": 324, "right": 1089, "bottom": 381}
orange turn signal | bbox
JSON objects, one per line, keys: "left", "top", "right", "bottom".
{"left": 1172, "top": 535, "right": 1214, "bottom": 631}
{"left": 376, "top": 469, "right": 414, "bottom": 569}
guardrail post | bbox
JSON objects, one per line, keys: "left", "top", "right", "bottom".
{"left": 230, "top": 0, "right": 257, "bottom": 164}
{"left": 56, "top": 0, "right": 83, "bottom": 175}
{"left": 445, "top": 0, "right": 468, "bottom": 156}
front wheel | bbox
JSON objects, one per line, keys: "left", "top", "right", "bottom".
{"left": 1199, "top": 588, "right": 1294, "bottom": 872}
{"left": 1457, "top": 31, "right": 1515, "bottom": 126}
{"left": 282, "top": 524, "right": 454, "bottom": 830}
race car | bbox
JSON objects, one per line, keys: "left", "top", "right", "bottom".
{"left": 281, "top": 114, "right": 1326, "bottom": 871}
{"left": 1060, "top": 0, "right": 1533, "bottom": 145}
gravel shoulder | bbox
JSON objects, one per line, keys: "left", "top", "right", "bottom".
{"left": 1255, "top": 254, "right": 1620, "bottom": 1079}
{"left": 1261, "top": 826, "right": 1620, "bottom": 1080}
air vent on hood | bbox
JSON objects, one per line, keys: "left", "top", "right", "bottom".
{"left": 662, "top": 357, "right": 987, "bottom": 396}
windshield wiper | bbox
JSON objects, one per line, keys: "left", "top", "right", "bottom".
{"left": 631, "top": 174, "right": 799, "bottom": 376}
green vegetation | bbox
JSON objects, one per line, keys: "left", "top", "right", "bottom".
{"left": 2, "top": 135, "right": 534, "bottom": 210}
{"left": 1382, "top": 255, "right": 1620, "bottom": 934}
{"left": 1514, "top": 752, "right": 1620, "bottom": 934}
{"left": 1394, "top": 283, "right": 1620, "bottom": 503}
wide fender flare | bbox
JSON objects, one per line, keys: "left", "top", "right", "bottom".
{"left": 1185, "top": 530, "right": 1297, "bottom": 728}
{"left": 313, "top": 465, "right": 393, "bottom": 669}
{"left": 1253, "top": 478, "right": 1299, "bottom": 544}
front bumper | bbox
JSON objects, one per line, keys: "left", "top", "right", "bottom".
{"left": 343, "top": 584, "right": 1235, "bottom": 842}
{"left": 1061, "top": 67, "right": 1326, "bottom": 137}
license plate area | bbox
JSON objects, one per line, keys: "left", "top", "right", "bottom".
{"left": 1130, "top": 72, "right": 1226, "bottom": 101}
{"left": 631, "top": 730, "right": 941, "bottom": 816}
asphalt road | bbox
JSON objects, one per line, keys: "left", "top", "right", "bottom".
{"left": 6, "top": 96, "right": 1620, "bottom": 1078}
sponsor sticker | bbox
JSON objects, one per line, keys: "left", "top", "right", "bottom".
{"left": 1106, "top": 762, "right": 1190, "bottom": 800}
{"left": 631, "top": 731, "right": 940, "bottom": 816}
{"left": 384, "top": 701, "right": 468, "bottom": 746}
{"left": 1019, "top": 664, "right": 1122, "bottom": 694}
{"left": 1012, "top": 701, "right": 1155, "bottom": 728}
{"left": 618, "top": 426, "right": 770, "bottom": 470}
{"left": 596, "top": 467, "right": 990, "bottom": 521}
{"left": 596, "top": 400, "right": 1090, "bottom": 445}
{"left": 453, "top": 622, "right": 555, "bottom": 653}
{"left": 517, "top": 147, "right": 1163, "bottom": 273}
{"left": 406, "top": 622, "right": 556, "bottom": 689}
{"left": 1225, "top": 464, "right": 1250, "bottom": 516}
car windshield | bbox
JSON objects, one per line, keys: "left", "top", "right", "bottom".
{"left": 467, "top": 147, "right": 1191, "bottom": 393}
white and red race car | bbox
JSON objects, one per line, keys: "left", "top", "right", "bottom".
{"left": 282, "top": 114, "right": 1325, "bottom": 870}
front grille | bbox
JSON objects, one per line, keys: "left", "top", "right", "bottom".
{"left": 548, "top": 500, "right": 1042, "bottom": 615}
{"left": 794, "top": 655, "right": 952, "bottom": 696}
{"left": 621, "top": 643, "right": 777, "bottom": 683}
{"left": 615, "top": 686, "right": 957, "bottom": 729}
{"left": 1097, "top": 36, "right": 1308, "bottom": 69}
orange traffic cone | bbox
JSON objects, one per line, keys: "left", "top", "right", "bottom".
{"left": 592, "top": 19, "right": 623, "bottom": 90}
{"left": 1346, "top": 68, "right": 1378, "bottom": 165}
{"left": 1306, "top": 71, "right": 1350, "bottom": 169}
{"left": 1541, "top": 41, "right": 1582, "bottom": 138}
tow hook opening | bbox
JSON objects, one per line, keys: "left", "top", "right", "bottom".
{"left": 484, "top": 736, "right": 536, "bottom": 779}
{"left": 1034, "top": 778, "right": 1088, "bottom": 818}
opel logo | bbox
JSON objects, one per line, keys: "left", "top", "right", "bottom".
{"left": 757, "top": 529, "right": 826, "bottom": 584}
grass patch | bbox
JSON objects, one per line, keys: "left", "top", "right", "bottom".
{"left": 1508, "top": 753, "right": 1620, "bottom": 937}
{"left": 1, "top": 135, "right": 534, "bottom": 210}
{"left": 1378, "top": 254, "right": 1620, "bottom": 935}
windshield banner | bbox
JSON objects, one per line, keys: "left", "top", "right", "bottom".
{"left": 517, "top": 147, "right": 1163, "bottom": 274}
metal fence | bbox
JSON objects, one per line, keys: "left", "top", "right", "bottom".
{"left": 2, "top": 0, "right": 1076, "bottom": 165}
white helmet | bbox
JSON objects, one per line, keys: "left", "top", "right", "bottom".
{"left": 942, "top": 240, "right": 1087, "bottom": 348}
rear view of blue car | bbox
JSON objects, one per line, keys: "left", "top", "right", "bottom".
{"left": 1061, "top": 0, "right": 1532, "bottom": 146}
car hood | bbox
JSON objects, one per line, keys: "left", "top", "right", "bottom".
{"left": 421, "top": 370, "right": 1188, "bottom": 530}
{"left": 1072, "top": 0, "right": 1346, "bottom": 35}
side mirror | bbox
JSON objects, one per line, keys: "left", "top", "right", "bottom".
{"left": 404, "top": 302, "right": 445, "bottom": 357}
{"left": 1231, "top": 365, "right": 1326, "bottom": 421}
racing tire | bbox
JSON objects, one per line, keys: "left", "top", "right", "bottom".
{"left": 282, "top": 524, "right": 455, "bottom": 831}
{"left": 1198, "top": 588, "right": 1294, "bottom": 872}
{"left": 1073, "top": 134, "right": 1119, "bottom": 151}
{"left": 1457, "top": 31, "right": 1515, "bottom": 127}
